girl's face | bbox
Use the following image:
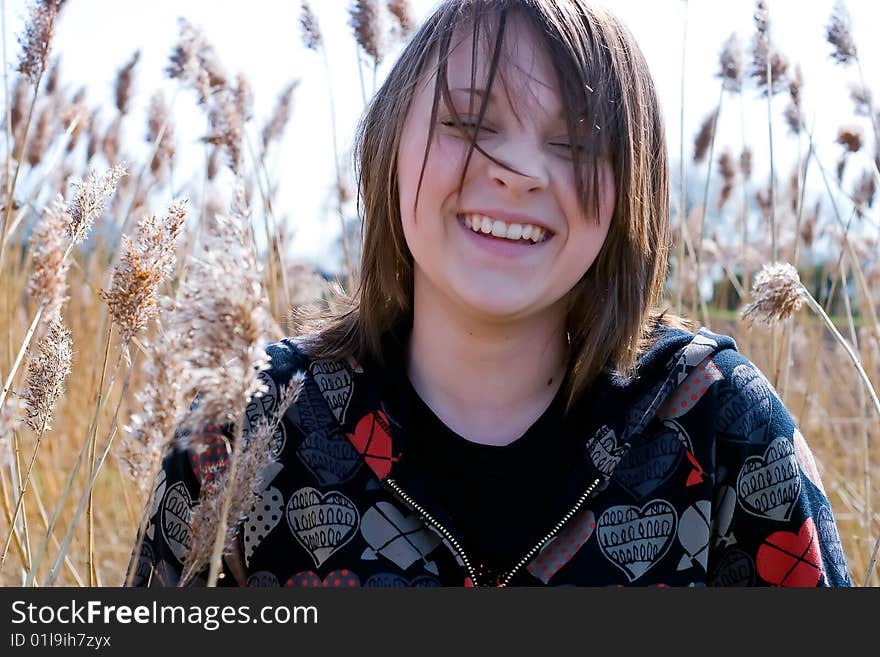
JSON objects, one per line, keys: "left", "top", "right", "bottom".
{"left": 397, "top": 16, "right": 616, "bottom": 326}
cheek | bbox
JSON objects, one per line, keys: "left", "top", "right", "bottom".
{"left": 399, "top": 138, "right": 468, "bottom": 232}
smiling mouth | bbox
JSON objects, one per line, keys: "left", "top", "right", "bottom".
{"left": 457, "top": 213, "right": 552, "bottom": 244}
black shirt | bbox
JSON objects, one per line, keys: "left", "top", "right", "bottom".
{"left": 398, "top": 363, "right": 586, "bottom": 581}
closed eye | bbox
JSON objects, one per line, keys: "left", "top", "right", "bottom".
{"left": 550, "top": 141, "right": 587, "bottom": 152}
{"left": 440, "top": 120, "right": 496, "bottom": 133}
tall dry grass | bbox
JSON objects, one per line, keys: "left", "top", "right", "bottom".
{"left": 0, "top": 0, "right": 877, "bottom": 587}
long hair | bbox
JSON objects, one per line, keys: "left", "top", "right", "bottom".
{"left": 291, "top": 0, "right": 693, "bottom": 415}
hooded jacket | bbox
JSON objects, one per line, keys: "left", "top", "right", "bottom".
{"left": 128, "top": 324, "right": 853, "bottom": 587}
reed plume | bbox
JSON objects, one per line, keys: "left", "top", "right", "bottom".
{"left": 838, "top": 126, "right": 863, "bottom": 153}
{"left": 0, "top": 318, "right": 72, "bottom": 570}
{"left": 717, "top": 150, "right": 737, "bottom": 212}
{"left": 201, "top": 85, "right": 246, "bottom": 175}
{"left": 164, "top": 205, "right": 273, "bottom": 434}
{"left": 261, "top": 81, "right": 299, "bottom": 153}
{"left": 101, "top": 117, "right": 121, "bottom": 165}
{"left": 167, "top": 22, "right": 247, "bottom": 175}
{"left": 44, "top": 56, "right": 60, "bottom": 94}
{"left": 10, "top": 76, "right": 31, "bottom": 137}
{"left": 146, "top": 91, "right": 176, "bottom": 182}
{"left": 119, "top": 323, "right": 189, "bottom": 498}
{"left": 851, "top": 84, "right": 873, "bottom": 117}
{"left": 740, "top": 147, "right": 752, "bottom": 180}
{"left": 61, "top": 89, "right": 90, "bottom": 154}
{"left": 750, "top": 1, "right": 788, "bottom": 96}
{"left": 784, "top": 65, "right": 803, "bottom": 135}
{"left": 826, "top": 0, "right": 857, "bottom": 65}
{"left": 299, "top": 1, "right": 323, "bottom": 51}
{"left": 741, "top": 262, "right": 805, "bottom": 326}
{"left": 181, "top": 377, "right": 302, "bottom": 585}
{"left": 718, "top": 33, "right": 743, "bottom": 93}
{"left": 166, "top": 18, "right": 227, "bottom": 106}
{"left": 693, "top": 108, "right": 717, "bottom": 163}
{"left": 26, "top": 101, "right": 56, "bottom": 168}
{"left": 67, "top": 165, "right": 127, "bottom": 244}
{"left": 100, "top": 201, "right": 187, "bottom": 361}
{"left": 836, "top": 125, "right": 863, "bottom": 183}
{"left": 825, "top": 0, "right": 879, "bottom": 179}
{"left": 349, "top": 0, "right": 384, "bottom": 64}
{"left": 388, "top": 0, "right": 413, "bottom": 38}
{"left": 22, "top": 319, "right": 73, "bottom": 433}
{"left": 17, "top": 0, "right": 65, "bottom": 84}
{"left": 115, "top": 50, "right": 140, "bottom": 116}
{"left": 27, "top": 196, "right": 72, "bottom": 325}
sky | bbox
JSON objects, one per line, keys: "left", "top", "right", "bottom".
{"left": 2, "top": 0, "right": 878, "bottom": 272}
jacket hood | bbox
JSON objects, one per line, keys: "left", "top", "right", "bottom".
{"left": 578, "top": 324, "right": 738, "bottom": 490}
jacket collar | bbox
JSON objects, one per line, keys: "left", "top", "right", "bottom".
{"left": 299, "top": 322, "right": 737, "bottom": 490}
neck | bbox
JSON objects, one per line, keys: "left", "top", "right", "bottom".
{"left": 406, "top": 273, "right": 569, "bottom": 446}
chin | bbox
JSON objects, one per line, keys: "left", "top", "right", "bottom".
{"left": 453, "top": 288, "right": 537, "bottom": 320}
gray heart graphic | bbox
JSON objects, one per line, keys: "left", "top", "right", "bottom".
{"left": 286, "top": 487, "right": 359, "bottom": 568}
{"left": 735, "top": 436, "right": 800, "bottom": 521}
{"left": 596, "top": 499, "right": 678, "bottom": 582}
{"left": 310, "top": 359, "right": 353, "bottom": 425}
{"left": 161, "top": 481, "right": 194, "bottom": 563}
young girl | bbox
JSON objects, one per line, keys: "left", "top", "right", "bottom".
{"left": 129, "top": 0, "right": 852, "bottom": 587}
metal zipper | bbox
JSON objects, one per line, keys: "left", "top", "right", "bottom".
{"left": 384, "top": 477, "right": 480, "bottom": 585}
{"left": 384, "top": 475, "right": 602, "bottom": 587}
{"left": 496, "top": 476, "right": 602, "bottom": 587}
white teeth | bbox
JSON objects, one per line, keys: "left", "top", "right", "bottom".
{"left": 506, "top": 223, "right": 523, "bottom": 240}
{"left": 460, "top": 213, "right": 548, "bottom": 243}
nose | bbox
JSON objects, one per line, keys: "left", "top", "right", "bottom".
{"left": 485, "top": 136, "right": 550, "bottom": 195}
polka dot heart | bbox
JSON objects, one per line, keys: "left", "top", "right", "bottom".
{"left": 658, "top": 357, "right": 723, "bottom": 419}
{"left": 527, "top": 509, "right": 596, "bottom": 584}
{"left": 243, "top": 486, "right": 285, "bottom": 566}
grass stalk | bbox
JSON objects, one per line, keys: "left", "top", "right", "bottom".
{"left": 205, "top": 415, "right": 244, "bottom": 587}
{"left": 0, "top": 80, "right": 39, "bottom": 278}
{"left": 800, "top": 290, "right": 880, "bottom": 429}
{"left": 0, "top": 456, "right": 31, "bottom": 575}
{"left": 45, "top": 353, "right": 132, "bottom": 586}
{"left": 693, "top": 85, "right": 723, "bottom": 328}
{"left": 674, "top": 0, "right": 688, "bottom": 314}
{"left": 0, "top": 417, "right": 49, "bottom": 569}
{"left": 86, "top": 321, "right": 116, "bottom": 587}
{"left": 321, "top": 45, "right": 354, "bottom": 286}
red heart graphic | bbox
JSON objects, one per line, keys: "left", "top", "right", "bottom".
{"left": 757, "top": 518, "right": 823, "bottom": 586}
{"left": 286, "top": 569, "right": 361, "bottom": 587}
{"left": 346, "top": 410, "right": 397, "bottom": 479}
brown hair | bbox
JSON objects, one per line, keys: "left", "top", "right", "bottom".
{"left": 290, "top": 0, "right": 693, "bottom": 415}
